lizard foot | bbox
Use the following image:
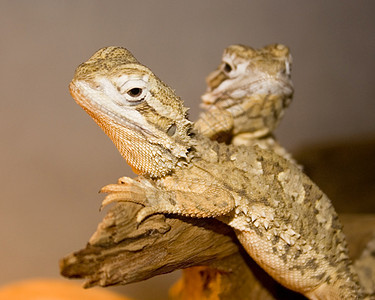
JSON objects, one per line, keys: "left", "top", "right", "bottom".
{"left": 100, "top": 176, "right": 236, "bottom": 224}
{"left": 135, "top": 185, "right": 236, "bottom": 223}
{"left": 100, "top": 177, "right": 148, "bottom": 210}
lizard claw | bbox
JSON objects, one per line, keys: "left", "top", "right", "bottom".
{"left": 99, "top": 177, "right": 148, "bottom": 210}
{"left": 100, "top": 192, "right": 133, "bottom": 210}
{"left": 117, "top": 176, "right": 137, "bottom": 185}
{"left": 99, "top": 176, "right": 144, "bottom": 193}
{"left": 135, "top": 206, "right": 163, "bottom": 224}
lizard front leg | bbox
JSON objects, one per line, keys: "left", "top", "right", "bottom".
{"left": 101, "top": 176, "right": 236, "bottom": 223}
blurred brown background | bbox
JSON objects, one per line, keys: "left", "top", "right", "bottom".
{"left": 1, "top": 1, "right": 374, "bottom": 299}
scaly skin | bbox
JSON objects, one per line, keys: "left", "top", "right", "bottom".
{"left": 195, "top": 44, "right": 296, "bottom": 164}
{"left": 70, "top": 47, "right": 362, "bottom": 299}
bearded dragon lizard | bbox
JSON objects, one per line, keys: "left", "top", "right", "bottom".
{"left": 70, "top": 47, "right": 362, "bottom": 299}
{"left": 195, "top": 44, "right": 296, "bottom": 164}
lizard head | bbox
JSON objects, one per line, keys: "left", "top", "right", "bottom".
{"left": 201, "top": 44, "right": 294, "bottom": 137}
{"left": 70, "top": 47, "right": 194, "bottom": 178}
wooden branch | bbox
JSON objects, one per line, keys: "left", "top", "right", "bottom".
{"left": 60, "top": 204, "right": 375, "bottom": 299}
{"left": 60, "top": 202, "right": 304, "bottom": 299}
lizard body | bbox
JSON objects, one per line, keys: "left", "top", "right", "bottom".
{"left": 70, "top": 47, "right": 361, "bottom": 299}
{"left": 195, "top": 44, "right": 295, "bottom": 163}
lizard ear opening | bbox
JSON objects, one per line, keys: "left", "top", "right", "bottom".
{"left": 167, "top": 123, "right": 177, "bottom": 136}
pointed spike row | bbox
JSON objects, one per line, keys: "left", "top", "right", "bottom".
{"left": 280, "top": 233, "right": 291, "bottom": 245}
{"left": 287, "top": 229, "right": 298, "bottom": 237}
{"left": 339, "top": 252, "right": 349, "bottom": 260}
{"left": 177, "top": 161, "right": 187, "bottom": 167}
{"left": 264, "top": 221, "right": 269, "bottom": 230}
{"left": 242, "top": 206, "right": 248, "bottom": 215}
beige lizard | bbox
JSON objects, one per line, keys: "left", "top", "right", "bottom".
{"left": 196, "top": 44, "right": 375, "bottom": 295}
{"left": 195, "top": 44, "right": 295, "bottom": 163}
{"left": 70, "top": 47, "right": 362, "bottom": 299}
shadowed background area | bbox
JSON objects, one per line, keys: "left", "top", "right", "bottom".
{"left": 1, "top": 1, "right": 374, "bottom": 299}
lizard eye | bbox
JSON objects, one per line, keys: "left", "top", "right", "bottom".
{"left": 117, "top": 78, "right": 149, "bottom": 104}
{"left": 127, "top": 87, "right": 143, "bottom": 97}
{"left": 123, "top": 85, "right": 147, "bottom": 103}
{"left": 223, "top": 62, "right": 233, "bottom": 74}
{"left": 221, "top": 59, "right": 237, "bottom": 77}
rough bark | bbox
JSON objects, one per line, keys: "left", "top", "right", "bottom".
{"left": 60, "top": 202, "right": 306, "bottom": 299}
{"left": 60, "top": 201, "right": 375, "bottom": 299}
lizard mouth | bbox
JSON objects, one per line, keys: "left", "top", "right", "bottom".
{"left": 200, "top": 91, "right": 220, "bottom": 107}
{"left": 200, "top": 75, "right": 293, "bottom": 110}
